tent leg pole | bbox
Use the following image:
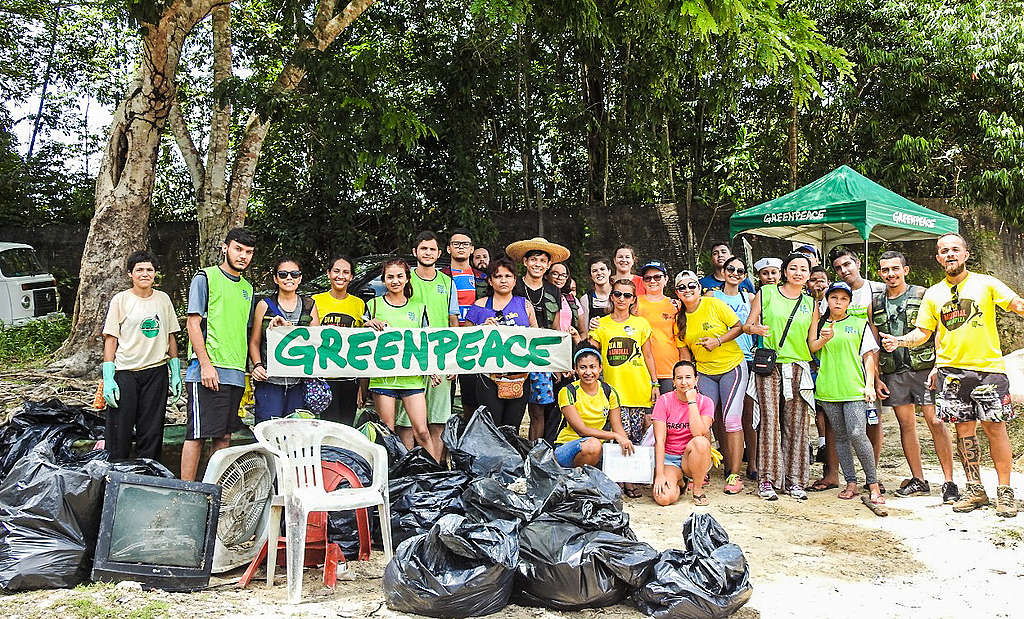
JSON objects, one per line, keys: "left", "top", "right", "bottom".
{"left": 864, "top": 237, "right": 869, "bottom": 279}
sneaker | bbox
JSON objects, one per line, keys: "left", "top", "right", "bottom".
{"left": 941, "top": 481, "right": 960, "bottom": 504}
{"left": 895, "top": 477, "right": 930, "bottom": 497}
{"left": 758, "top": 481, "right": 778, "bottom": 501}
{"left": 724, "top": 473, "right": 744, "bottom": 494}
{"left": 789, "top": 484, "right": 808, "bottom": 500}
{"left": 952, "top": 483, "right": 990, "bottom": 513}
{"left": 996, "top": 486, "right": 1018, "bottom": 518}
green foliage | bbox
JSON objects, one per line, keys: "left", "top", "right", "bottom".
{"left": 0, "top": 314, "right": 71, "bottom": 365}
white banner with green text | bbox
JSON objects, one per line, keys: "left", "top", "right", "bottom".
{"left": 265, "top": 325, "right": 572, "bottom": 378}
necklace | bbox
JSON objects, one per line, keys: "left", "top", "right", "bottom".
{"left": 525, "top": 284, "right": 544, "bottom": 308}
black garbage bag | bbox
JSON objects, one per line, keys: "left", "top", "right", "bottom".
{"left": 384, "top": 514, "right": 519, "bottom": 618}
{"left": 635, "top": 513, "right": 753, "bottom": 619}
{"left": 0, "top": 444, "right": 109, "bottom": 591}
{"left": 62, "top": 449, "right": 175, "bottom": 478}
{"left": 0, "top": 399, "right": 105, "bottom": 478}
{"left": 358, "top": 420, "right": 408, "bottom": 464}
{"left": 322, "top": 446, "right": 377, "bottom": 559}
{"left": 388, "top": 470, "right": 471, "bottom": 548}
{"left": 542, "top": 465, "right": 633, "bottom": 537}
{"left": 442, "top": 408, "right": 525, "bottom": 480}
{"left": 515, "top": 515, "right": 659, "bottom": 610}
{"left": 461, "top": 442, "right": 564, "bottom": 525}
{"left": 389, "top": 447, "right": 444, "bottom": 479}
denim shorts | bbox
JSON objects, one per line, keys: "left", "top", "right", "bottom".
{"left": 554, "top": 437, "right": 588, "bottom": 467}
{"left": 370, "top": 387, "right": 425, "bottom": 399}
{"left": 664, "top": 453, "right": 683, "bottom": 469}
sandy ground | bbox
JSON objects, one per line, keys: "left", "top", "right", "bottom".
{"left": 3, "top": 410, "right": 1023, "bottom": 619}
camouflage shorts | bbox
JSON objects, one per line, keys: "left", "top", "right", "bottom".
{"left": 935, "top": 367, "right": 1016, "bottom": 423}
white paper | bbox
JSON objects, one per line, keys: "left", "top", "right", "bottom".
{"left": 601, "top": 444, "right": 654, "bottom": 484}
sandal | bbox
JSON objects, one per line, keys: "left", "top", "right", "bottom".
{"left": 863, "top": 482, "right": 886, "bottom": 494}
{"left": 807, "top": 480, "right": 840, "bottom": 492}
{"left": 838, "top": 487, "right": 859, "bottom": 500}
{"left": 693, "top": 493, "right": 709, "bottom": 506}
{"left": 870, "top": 492, "right": 886, "bottom": 505}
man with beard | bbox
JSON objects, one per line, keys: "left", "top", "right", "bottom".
{"left": 882, "top": 233, "right": 1022, "bottom": 517}
{"left": 872, "top": 250, "right": 958, "bottom": 501}
{"left": 443, "top": 229, "right": 488, "bottom": 414}
{"left": 181, "top": 228, "right": 256, "bottom": 481}
{"left": 396, "top": 231, "right": 459, "bottom": 451}
{"left": 472, "top": 246, "right": 490, "bottom": 272}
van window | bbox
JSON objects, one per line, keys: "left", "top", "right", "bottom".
{"left": 0, "top": 248, "right": 47, "bottom": 278}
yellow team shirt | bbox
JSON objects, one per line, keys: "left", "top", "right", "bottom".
{"left": 313, "top": 292, "right": 365, "bottom": 328}
{"left": 555, "top": 380, "right": 620, "bottom": 445}
{"left": 915, "top": 272, "right": 1018, "bottom": 373}
{"left": 676, "top": 297, "right": 744, "bottom": 375}
{"left": 589, "top": 315, "right": 654, "bottom": 407}
{"left": 636, "top": 296, "right": 679, "bottom": 379}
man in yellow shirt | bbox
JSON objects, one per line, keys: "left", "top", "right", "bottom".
{"left": 882, "top": 233, "right": 1023, "bottom": 518}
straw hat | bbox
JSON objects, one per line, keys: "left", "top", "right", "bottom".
{"left": 504, "top": 237, "right": 570, "bottom": 263}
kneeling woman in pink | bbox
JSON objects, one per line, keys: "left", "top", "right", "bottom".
{"left": 652, "top": 360, "right": 715, "bottom": 506}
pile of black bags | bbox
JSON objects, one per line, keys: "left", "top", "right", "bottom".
{"left": 381, "top": 407, "right": 753, "bottom": 618}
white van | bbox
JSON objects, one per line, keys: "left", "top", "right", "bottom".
{"left": 0, "top": 242, "right": 61, "bottom": 325}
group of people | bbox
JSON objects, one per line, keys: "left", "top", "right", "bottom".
{"left": 98, "top": 227, "right": 1019, "bottom": 518}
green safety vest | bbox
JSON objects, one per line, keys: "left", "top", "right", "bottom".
{"left": 188, "top": 266, "right": 253, "bottom": 371}
{"left": 816, "top": 314, "right": 871, "bottom": 402}
{"left": 871, "top": 285, "right": 935, "bottom": 374}
{"left": 411, "top": 270, "right": 454, "bottom": 328}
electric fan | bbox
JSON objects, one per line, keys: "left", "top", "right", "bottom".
{"left": 202, "top": 444, "right": 276, "bottom": 573}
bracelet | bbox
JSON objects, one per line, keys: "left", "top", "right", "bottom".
{"left": 255, "top": 361, "right": 266, "bottom": 369}
{"left": 715, "top": 336, "right": 722, "bottom": 346}
{"left": 651, "top": 381, "right": 659, "bottom": 387}
{"left": 687, "top": 400, "right": 697, "bottom": 405}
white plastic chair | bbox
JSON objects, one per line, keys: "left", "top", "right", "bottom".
{"left": 253, "top": 418, "right": 393, "bottom": 603}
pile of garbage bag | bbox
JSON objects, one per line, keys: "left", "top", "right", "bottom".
{"left": 0, "top": 443, "right": 174, "bottom": 592}
{"left": 0, "top": 399, "right": 105, "bottom": 477}
{"left": 381, "top": 407, "right": 753, "bottom": 617}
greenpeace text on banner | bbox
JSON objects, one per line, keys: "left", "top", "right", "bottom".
{"left": 266, "top": 325, "right": 572, "bottom": 378}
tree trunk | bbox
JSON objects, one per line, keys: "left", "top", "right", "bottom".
{"left": 788, "top": 99, "right": 798, "bottom": 190}
{"left": 196, "top": 0, "right": 378, "bottom": 261}
{"left": 582, "top": 49, "right": 607, "bottom": 253}
{"left": 198, "top": 3, "right": 234, "bottom": 267}
{"left": 27, "top": 9, "right": 60, "bottom": 160}
{"left": 53, "top": 2, "right": 209, "bottom": 375}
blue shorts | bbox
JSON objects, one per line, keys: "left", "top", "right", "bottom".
{"left": 554, "top": 437, "right": 588, "bottom": 467}
{"left": 254, "top": 381, "right": 306, "bottom": 424}
{"left": 528, "top": 372, "right": 555, "bottom": 405}
{"left": 370, "top": 387, "right": 425, "bottom": 399}
{"left": 664, "top": 453, "right": 682, "bottom": 469}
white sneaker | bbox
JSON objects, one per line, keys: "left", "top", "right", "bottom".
{"left": 789, "top": 484, "right": 808, "bottom": 500}
{"left": 758, "top": 481, "right": 778, "bottom": 501}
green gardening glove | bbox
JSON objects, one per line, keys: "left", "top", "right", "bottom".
{"left": 169, "top": 357, "right": 183, "bottom": 403}
{"left": 101, "top": 361, "right": 119, "bottom": 408}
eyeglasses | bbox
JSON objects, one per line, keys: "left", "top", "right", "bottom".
{"left": 676, "top": 283, "right": 699, "bottom": 291}
{"left": 642, "top": 274, "right": 664, "bottom": 282}
{"left": 611, "top": 290, "right": 635, "bottom": 299}
{"left": 725, "top": 266, "right": 747, "bottom": 275}
{"left": 549, "top": 271, "right": 568, "bottom": 279}
{"left": 277, "top": 270, "right": 302, "bottom": 279}
{"left": 450, "top": 241, "right": 473, "bottom": 249}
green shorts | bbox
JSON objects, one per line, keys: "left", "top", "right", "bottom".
{"left": 395, "top": 377, "right": 453, "bottom": 427}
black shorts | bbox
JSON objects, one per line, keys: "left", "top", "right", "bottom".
{"left": 185, "top": 381, "right": 246, "bottom": 440}
{"left": 882, "top": 369, "right": 935, "bottom": 407}
{"left": 935, "top": 368, "right": 1016, "bottom": 423}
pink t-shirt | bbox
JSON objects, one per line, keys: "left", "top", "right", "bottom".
{"left": 651, "top": 391, "right": 715, "bottom": 455}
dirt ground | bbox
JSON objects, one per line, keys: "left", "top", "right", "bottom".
{"left": 3, "top": 409, "right": 1023, "bottom": 619}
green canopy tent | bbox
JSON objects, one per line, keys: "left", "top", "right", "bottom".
{"left": 729, "top": 165, "right": 959, "bottom": 265}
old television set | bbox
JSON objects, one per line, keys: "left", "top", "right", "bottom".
{"left": 91, "top": 472, "right": 222, "bottom": 591}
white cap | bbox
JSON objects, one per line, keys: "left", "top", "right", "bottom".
{"left": 754, "top": 257, "right": 782, "bottom": 272}
{"left": 674, "top": 270, "right": 700, "bottom": 286}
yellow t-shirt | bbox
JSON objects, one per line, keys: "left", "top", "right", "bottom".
{"left": 915, "top": 272, "right": 1018, "bottom": 373}
{"left": 636, "top": 296, "right": 679, "bottom": 378}
{"left": 676, "top": 297, "right": 744, "bottom": 375}
{"left": 555, "top": 380, "right": 620, "bottom": 445}
{"left": 313, "top": 292, "right": 365, "bottom": 327}
{"left": 589, "top": 315, "right": 654, "bottom": 407}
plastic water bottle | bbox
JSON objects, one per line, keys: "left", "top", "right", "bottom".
{"left": 866, "top": 406, "right": 879, "bottom": 426}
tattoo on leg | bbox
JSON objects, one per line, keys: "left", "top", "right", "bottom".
{"left": 957, "top": 434, "right": 981, "bottom": 483}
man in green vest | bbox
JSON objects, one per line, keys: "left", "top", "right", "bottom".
{"left": 872, "top": 250, "right": 957, "bottom": 502}
{"left": 396, "top": 231, "right": 458, "bottom": 452}
{"left": 180, "top": 228, "right": 256, "bottom": 481}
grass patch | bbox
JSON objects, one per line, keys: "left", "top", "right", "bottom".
{"left": 52, "top": 584, "right": 171, "bottom": 619}
{"left": 0, "top": 314, "right": 70, "bottom": 365}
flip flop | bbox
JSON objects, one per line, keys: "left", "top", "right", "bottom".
{"left": 693, "top": 494, "right": 709, "bottom": 506}
{"left": 807, "top": 481, "right": 840, "bottom": 492}
{"left": 838, "top": 488, "right": 859, "bottom": 500}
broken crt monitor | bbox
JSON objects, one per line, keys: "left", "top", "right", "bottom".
{"left": 91, "top": 472, "right": 222, "bottom": 591}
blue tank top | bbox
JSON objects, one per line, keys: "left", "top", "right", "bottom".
{"left": 485, "top": 295, "right": 531, "bottom": 327}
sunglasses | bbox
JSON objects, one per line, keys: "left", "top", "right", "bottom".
{"left": 277, "top": 270, "right": 302, "bottom": 279}
{"left": 676, "top": 283, "right": 699, "bottom": 291}
{"left": 642, "top": 274, "right": 664, "bottom": 281}
{"left": 611, "top": 290, "right": 635, "bottom": 299}
{"left": 725, "top": 266, "right": 747, "bottom": 275}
